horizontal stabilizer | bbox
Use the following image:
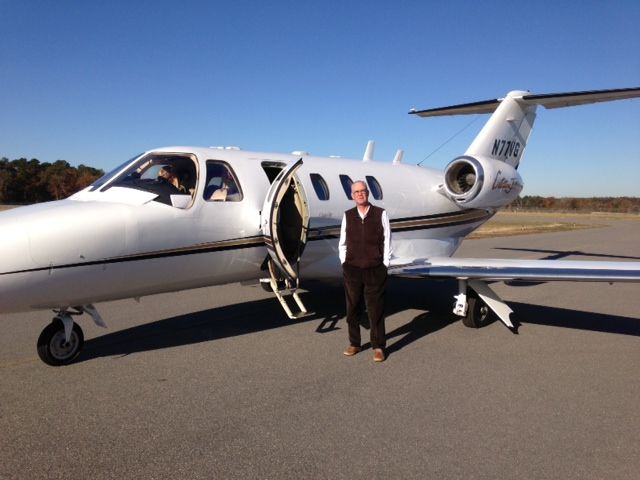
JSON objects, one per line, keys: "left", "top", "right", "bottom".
{"left": 410, "top": 87, "right": 640, "bottom": 117}
{"left": 521, "top": 87, "right": 640, "bottom": 109}
{"left": 410, "top": 98, "right": 501, "bottom": 117}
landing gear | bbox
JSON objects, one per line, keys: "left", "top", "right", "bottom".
{"left": 461, "top": 290, "right": 494, "bottom": 328}
{"left": 35, "top": 305, "right": 106, "bottom": 366}
{"left": 37, "top": 317, "right": 84, "bottom": 366}
{"left": 453, "top": 279, "right": 511, "bottom": 330}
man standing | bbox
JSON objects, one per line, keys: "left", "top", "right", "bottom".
{"left": 338, "top": 180, "right": 392, "bottom": 362}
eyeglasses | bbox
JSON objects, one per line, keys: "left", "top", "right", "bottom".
{"left": 352, "top": 189, "right": 368, "bottom": 195}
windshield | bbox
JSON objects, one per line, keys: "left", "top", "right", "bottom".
{"left": 89, "top": 153, "right": 143, "bottom": 191}
{"left": 96, "top": 153, "right": 198, "bottom": 207}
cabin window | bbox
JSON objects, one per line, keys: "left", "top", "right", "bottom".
{"left": 339, "top": 174, "right": 353, "bottom": 199}
{"left": 310, "top": 173, "right": 330, "bottom": 200}
{"left": 100, "top": 153, "right": 197, "bottom": 208}
{"left": 203, "top": 161, "right": 243, "bottom": 202}
{"left": 366, "top": 175, "right": 383, "bottom": 200}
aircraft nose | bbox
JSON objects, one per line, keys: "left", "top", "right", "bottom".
{"left": 0, "top": 201, "right": 129, "bottom": 313}
{"left": 0, "top": 220, "right": 33, "bottom": 274}
{"left": 0, "top": 218, "right": 35, "bottom": 313}
{"left": 1, "top": 200, "right": 128, "bottom": 270}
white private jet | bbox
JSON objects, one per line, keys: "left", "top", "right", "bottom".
{"left": 2, "top": 88, "right": 639, "bottom": 366}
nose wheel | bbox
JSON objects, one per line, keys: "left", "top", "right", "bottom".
{"left": 37, "top": 317, "right": 84, "bottom": 366}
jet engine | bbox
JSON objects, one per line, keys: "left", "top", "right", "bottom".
{"left": 443, "top": 155, "right": 523, "bottom": 209}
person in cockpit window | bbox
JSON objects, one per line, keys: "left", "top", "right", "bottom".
{"left": 158, "top": 165, "right": 186, "bottom": 193}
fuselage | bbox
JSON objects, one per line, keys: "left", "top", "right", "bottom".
{"left": 0, "top": 146, "right": 492, "bottom": 313}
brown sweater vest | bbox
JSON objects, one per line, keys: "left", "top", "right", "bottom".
{"left": 344, "top": 205, "right": 385, "bottom": 268}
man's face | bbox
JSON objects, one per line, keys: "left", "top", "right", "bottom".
{"left": 351, "top": 182, "right": 369, "bottom": 206}
{"left": 159, "top": 168, "right": 174, "bottom": 181}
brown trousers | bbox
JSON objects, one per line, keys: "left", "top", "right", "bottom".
{"left": 342, "top": 263, "right": 387, "bottom": 349}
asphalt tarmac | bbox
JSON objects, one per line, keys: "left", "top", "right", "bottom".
{"left": 1, "top": 216, "right": 638, "bottom": 479}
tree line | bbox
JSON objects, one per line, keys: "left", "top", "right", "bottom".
{"left": 1, "top": 156, "right": 638, "bottom": 212}
{"left": 0, "top": 157, "right": 104, "bottom": 204}
{"left": 508, "top": 196, "right": 640, "bottom": 213}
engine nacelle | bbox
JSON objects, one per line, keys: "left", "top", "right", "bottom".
{"left": 443, "top": 155, "right": 523, "bottom": 209}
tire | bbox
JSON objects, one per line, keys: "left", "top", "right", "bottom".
{"left": 461, "top": 290, "right": 495, "bottom": 328}
{"left": 37, "top": 318, "right": 84, "bottom": 366}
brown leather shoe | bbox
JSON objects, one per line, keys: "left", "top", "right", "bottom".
{"left": 343, "top": 345, "right": 361, "bottom": 356}
{"left": 373, "top": 348, "right": 385, "bottom": 363}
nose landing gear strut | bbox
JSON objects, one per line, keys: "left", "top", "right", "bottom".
{"left": 36, "top": 305, "right": 106, "bottom": 366}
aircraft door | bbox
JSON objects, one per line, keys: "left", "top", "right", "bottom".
{"left": 261, "top": 158, "right": 309, "bottom": 282}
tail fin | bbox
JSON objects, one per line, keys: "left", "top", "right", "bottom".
{"left": 411, "top": 88, "right": 640, "bottom": 168}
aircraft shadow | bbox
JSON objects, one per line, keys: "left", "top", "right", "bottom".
{"left": 380, "top": 301, "right": 640, "bottom": 358}
{"left": 509, "top": 302, "right": 640, "bottom": 337}
{"left": 79, "top": 278, "right": 453, "bottom": 363}
{"left": 78, "top": 279, "right": 638, "bottom": 363}
{"left": 383, "top": 312, "right": 458, "bottom": 358}
{"left": 80, "top": 297, "right": 300, "bottom": 362}
{"left": 370, "top": 279, "right": 458, "bottom": 356}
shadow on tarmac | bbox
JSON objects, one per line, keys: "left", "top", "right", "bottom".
{"left": 80, "top": 296, "right": 299, "bottom": 362}
{"left": 78, "top": 278, "right": 639, "bottom": 364}
{"left": 511, "top": 302, "right": 640, "bottom": 336}
{"left": 78, "top": 278, "right": 449, "bottom": 363}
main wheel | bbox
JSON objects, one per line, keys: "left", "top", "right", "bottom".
{"left": 37, "top": 318, "right": 84, "bottom": 366}
{"left": 461, "top": 290, "right": 495, "bottom": 328}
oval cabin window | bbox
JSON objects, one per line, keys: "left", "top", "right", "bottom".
{"left": 310, "top": 173, "right": 330, "bottom": 200}
{"left": 339, "top": 174, "right": 353, "bottom": 199}
{"left": 366, "top": 175, "right": 383, "bottom": 200}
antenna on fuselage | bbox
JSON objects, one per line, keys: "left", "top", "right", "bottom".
{"left": 363, "top": 140, "right": 375, "bottom": 162}
{"left": 392, "top": 149, "right": 404, "bottom": 164}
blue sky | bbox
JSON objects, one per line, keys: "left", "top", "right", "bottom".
{"left": 1, "top": 0, "right": 638, "bottom": 196}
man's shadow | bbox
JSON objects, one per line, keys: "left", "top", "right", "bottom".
{"left": 378, "top": 278, "right": 458, "bottom": 357}
{"left": 308, "top": 278, "right": 460, "bottom": 357}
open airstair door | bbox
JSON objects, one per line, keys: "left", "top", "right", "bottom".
{"left": 261, "top": 158, "right": 310, "bottom": 319}
{"left": 261, "top": 158, "right": 310, "bottom": 284}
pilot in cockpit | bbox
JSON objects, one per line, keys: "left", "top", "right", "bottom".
{"left": 158, "top": 165, "right": 186, "bottom": 193}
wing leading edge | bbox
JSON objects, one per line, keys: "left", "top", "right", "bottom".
{"left": 390, "top": 257, "right": 640, "bottom": 282}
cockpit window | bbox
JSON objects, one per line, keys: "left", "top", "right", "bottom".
{"left": 96, "top": 153, "right": 198, "bottom": 207}
{"left": 89, "top": 153, "right": 143, "bottom": 191}
{"left": 203, "top": 161, "right": 243, "bottom": 202}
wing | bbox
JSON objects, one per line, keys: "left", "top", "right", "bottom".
{"left": 389, "top": 257, "right": 640, "bottom": 330}
{"left": 389, "top": 257, "right": 640, "bottom": 282}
